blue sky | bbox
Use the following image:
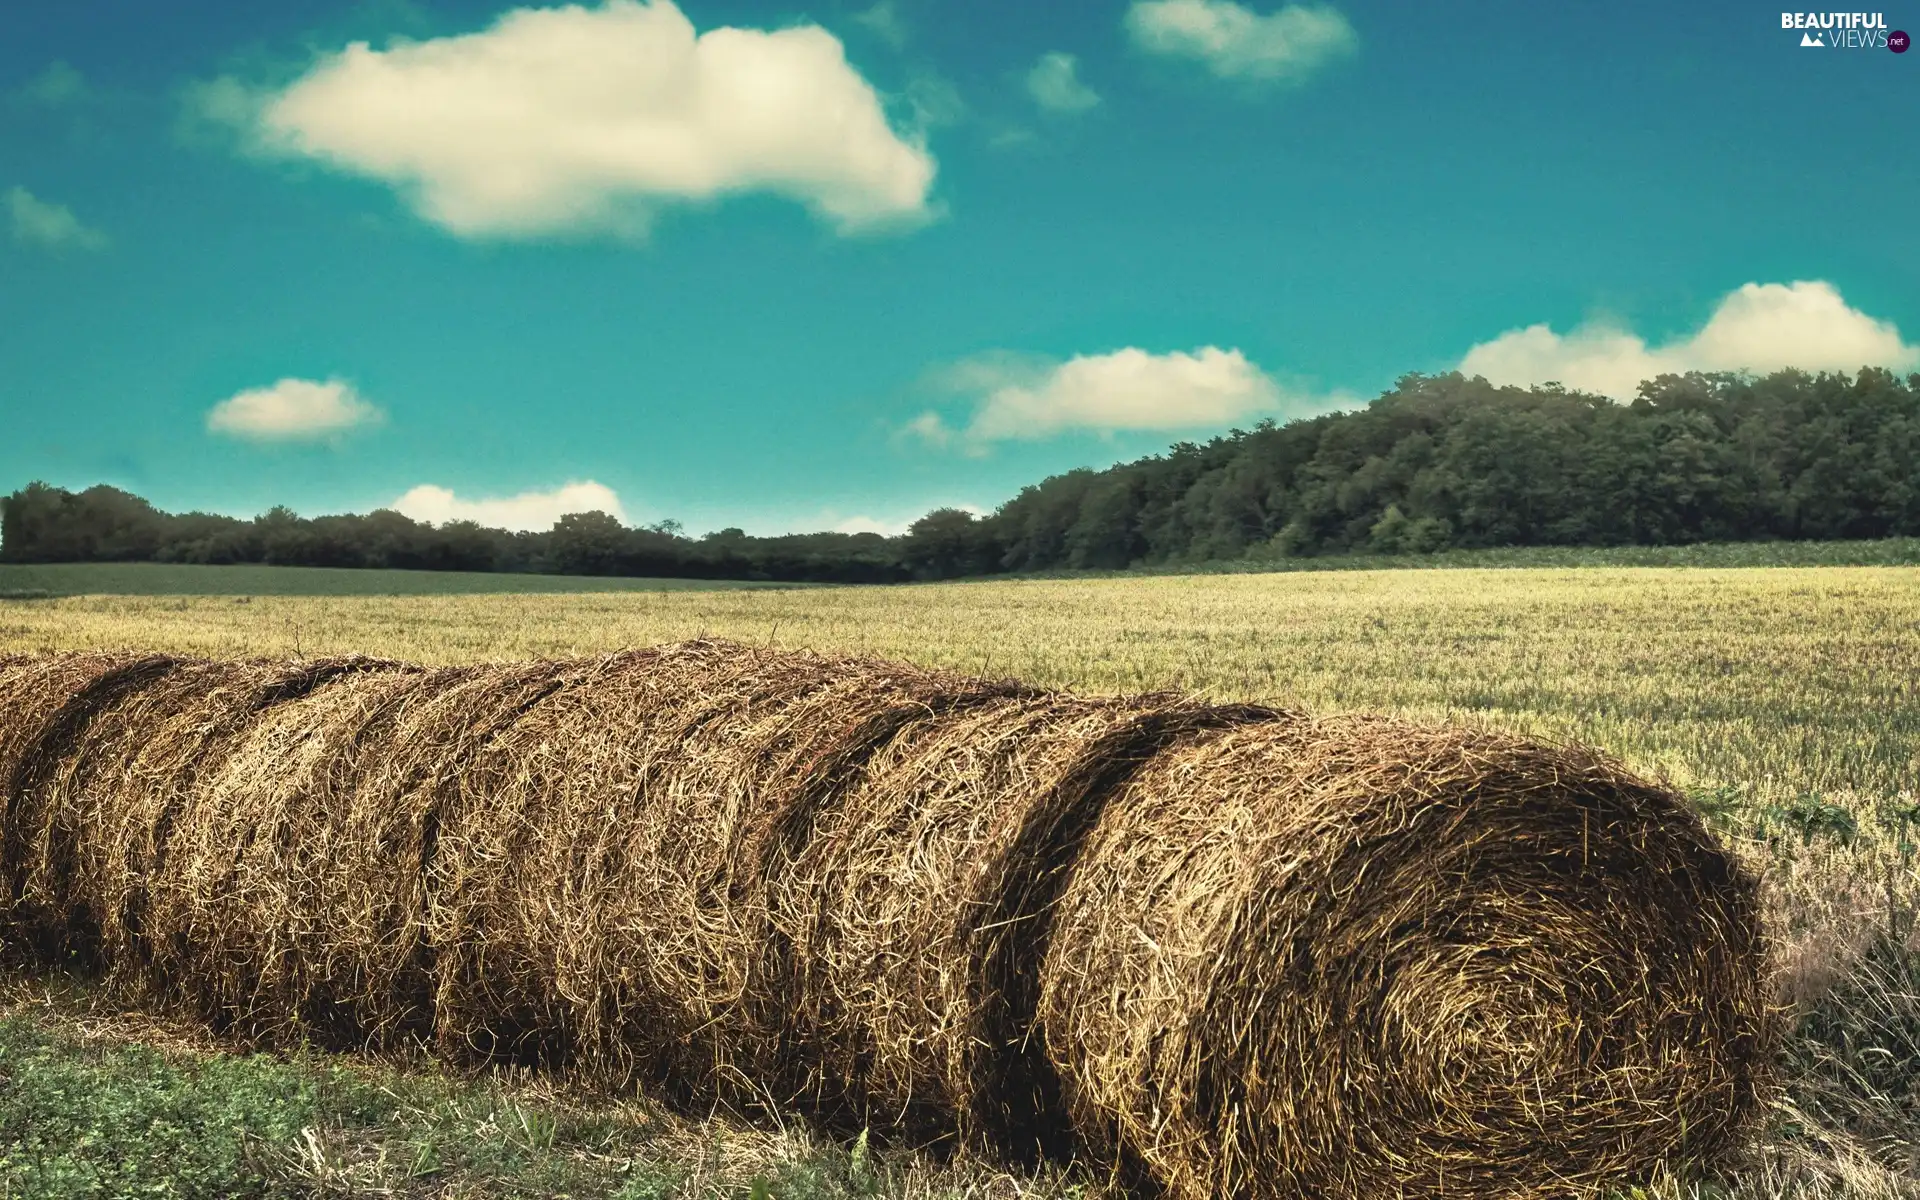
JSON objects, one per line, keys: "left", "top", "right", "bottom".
{"left": 2, "top": 0, "right": 1915, "bottom": 534}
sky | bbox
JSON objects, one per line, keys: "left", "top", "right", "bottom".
{"left": 1, "top": 0, "right": 1916, "bottom": 535}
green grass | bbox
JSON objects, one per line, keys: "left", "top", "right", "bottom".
{"left": 0, "top": 1004, "right": 650, "bottom": 1199}
{"left": 6, "top": 537, "right": 1920, "bottom": 600}
{"left": 0, "top": 562, "right": 809, "bottom": 598}
{"left": 0, "top": 976, "right": 1031, "bottom": 1200}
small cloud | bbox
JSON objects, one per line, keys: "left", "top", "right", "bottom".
{"left": 747, "top": 501, "right": 986, "bottom": 536}
{"left": 1027, "top": 52, "right": 1100, "bottom": 113}
{"left": 832, "top": 514, "right": 907, "bottom": 535}
{"left": 1125, "top": 0, "right": 1357, "bottom": 86}
{"left": 176, "top": 76, "right": 271, "bottom": 147}
{"left": 903, "top": 73, "right": 966, "bottom": 131}
{"left": 970, "top": 346, "right": 1281, "bottom": 439}
{"left": 218, "top": 0, "right": 936, "bottom": 241}
{"left": 912, "top": 346, "right": 1338, "bottom": 448}
{"left": 19, "top": 61, "right": 88, "bottom": 107}
{"left": 1458, "top": 281, "right": 1920, "bottom": 399}
{"left": 832, "top": 502, "right": 987, "bottom": 535}
{"left": 7, "top": 186, "right": 108, "bottom": 251}
{"left": 851, "top": 0, "right": 908, "bottom": 48}
{"left": 901, "top": 410, "right": 954, "bottom": 448}
{"left": 206, "top": 377, "right": 385, "bottom": 442}
{"left": 392, "top": 480, "right": 626, "bottom": 531}
{"left": 986, "top": 126, "right": 1040, "bottom": 151}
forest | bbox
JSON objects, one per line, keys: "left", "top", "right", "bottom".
{"left": 6, "top": 367, "right": 1917, "bottom": 583}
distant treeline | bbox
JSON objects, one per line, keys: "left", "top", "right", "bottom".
{"left": 6, "top": 367, "right": 1917, "bottom": 582}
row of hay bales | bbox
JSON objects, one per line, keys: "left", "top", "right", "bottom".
{"left": 0, "top": 642, "right": 1771, "bottom": 1198}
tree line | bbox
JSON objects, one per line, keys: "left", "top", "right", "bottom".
{"left": 6, "top": 367, "right": 1917, "bottom": 582}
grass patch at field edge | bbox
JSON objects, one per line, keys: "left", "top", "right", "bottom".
{"left": 0, "top": 562, "right": 817, "bottom": 598}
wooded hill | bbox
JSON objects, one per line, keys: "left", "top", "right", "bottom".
{"left": 7, "top": 367, "right": 1916, "bottom": 582}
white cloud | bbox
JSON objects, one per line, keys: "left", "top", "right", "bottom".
{"left": 832, "top": 514, "right": 909, "bottom": 535}
{"left": 1459, "top": 281, "right": 1920, "bottom": 399}
{"left": 7, "top": 186, "right": 107, "bottom": 250}
{"left": 20, "top": 62, "right": 87, "bottom": 107}
{"left": 1125, "top": 0, "right": 1357, "bottom": 85}
{"left": 242, "top": 0, "right": 935, "bottom": 239}
{"left": 917, "top": 346, "right": 1292, "bottom": 444}
{"left": 391, "top": 481, "right": 627, "bottom": 531}
{"left": 1027, "top": 52, "right": 1100, "bottom": 113}
{"left": 207, "top": 377, "right": 384, "bottom": 441}
{"left": 902, "top": 73, "right": 966, "bottom": 130}
{"left": 900, "top": 409, "right": 954, "bottom": 448}
{"left": 692, "top": 500, "right": 986, "bottom": 537}
{"left": 851, "top": 1, "right": 908, "bottom": 48}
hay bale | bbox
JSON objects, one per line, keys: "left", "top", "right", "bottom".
{"left": 0, "top": 643, "right": 1770, "bottom": 1194}
{"left": 3, "top": 653, "right": 183, "bottom": 949}
{"left": 73, "top": 657, "right": 416, "bottom": 990}
{"left": 143, "top": 662, "right": 435, "bottom": 1040}
{"left": 0, "top": 653, "right": 152, "bottom": 872}
{"left": 0, "top": 652, "right": 155, "bottom": 951}
{"left": 333, "top": 657, "right": 591, "bottom": 1052}
{"left": 425, "top": 640, "right": 1029, "bottom": 1096}
{"left": 1036, "top": 716, "right": 1772, "bottom": 1200}
{"left": 766, "top": 695, "right": 1281, "bottom": 1152}
{"left": 35, "top": 659, "right": 277, "bottom": 970}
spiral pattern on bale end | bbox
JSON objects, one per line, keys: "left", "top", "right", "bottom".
{"left": 1038, "top": 715, "right": 1772, "bottom": 1200}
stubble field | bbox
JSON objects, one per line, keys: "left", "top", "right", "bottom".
{"left": 1, "top": 563, "right": 1916, "bottom": 1198}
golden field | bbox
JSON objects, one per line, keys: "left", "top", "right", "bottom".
{"left": 5, "top": 565, "right": 1915, "bottom": 806}
{"left": 2, "top": 563, "right": 1917, "bottom": 1198}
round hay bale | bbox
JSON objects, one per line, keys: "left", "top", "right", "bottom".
{"left": 767, "top": 695, "right": 1280, "bottom": 1152}
{"left": 331, "top": 656, "right": 592, "bottom": 1055}
{"left": 77, "top": 657, "right": 418, "bottom": 997}
{"left": 144, "top": 662, "right": 435, "bottom": 1042}
{"left": 0, "top": 653, "right": 150, "bottom": 796}
{"left": 423, "top": 649, "right": 676, "bottom": 1073}
{"left": 3, "top": 653, "right": 183, "bottom": 950}
{"left": 426, "top": 640, "right": 1027, "bottom": 1096}
{"left": 0, "top": 653, "right": 153, "bottom": 867}
{"left": 1036, "top": 716, "right": 1772, "bottom": 1200}
{"left": 39, "top": 658, "right": 283, "bottom": 973}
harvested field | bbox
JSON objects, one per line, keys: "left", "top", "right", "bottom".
{"left": 0, "top": 639, "right": 1770, "bottom": 1198}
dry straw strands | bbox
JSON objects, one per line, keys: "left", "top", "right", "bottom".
{"left": 1038, "top": 716, "right": 1772, "bottom": 1200}
{"left": 0, "top": 642, "right": 1771, "bottom": 1198}
{"left": 145, "top": 662, "right": 434, "bottom": 1040}
{"left": 769, "top": 693, "right": 1280, "bottom": 1155}
{"left": 1, "top": 653, "right": 152, "bottom": 875}
{"left": 426, "top": 642, "right": 1029, "bottom": 1096}
{"left": 3, "top": 651, "right": 181, "bottom": 951}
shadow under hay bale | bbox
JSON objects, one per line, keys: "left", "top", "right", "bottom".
{"left": 1037, "top": 715, "right": 1774, "bottom": 1200}
{"left": 766, "top": 693, "right": 1283, "bottom": 1156}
